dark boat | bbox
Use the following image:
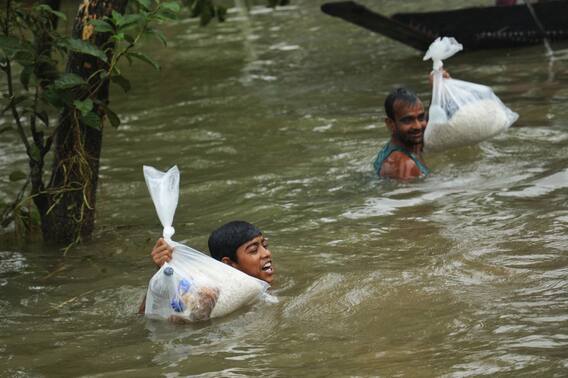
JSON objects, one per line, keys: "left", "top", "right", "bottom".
{"left": 321, "top": 1, "right": 568, "bottom": 51}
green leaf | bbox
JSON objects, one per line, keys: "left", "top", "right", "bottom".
{"left": 3, "top": 96, "right": 28, "bottom": 115}
{"left": 9, "top": 170, "right": 27, "bottom": 182}
{"left": 200, "top": 4, "right": 214, "bottom": 26}
{"left": 158, "top": 1, "right": 180, "bottom": 20}
{"left": 81, "top": 111, "right": 101, "bottom": 129}
{"left": 105, "top": 107, "right": 121, "bottom": 128}
{"left": 124, "top": 34, "right": 135, "bottom": 45}
{"left": 216, "top": 6, "right": 227, "bottom": 22}
{"left": 35, "top": 4, "right": 67, "bottom": 21}
{"left": 13, "top": 50, "right": 35, "bottom": 66}
{"left": 35, "top": 111, "right": 49, "bottom": 127}
{"left": 73, "top": 98, "right": 93, "bottom": 117}
{"left": 60, "top": 38, "right": 108, "bottom": 62}
{"left": 161, "top": 2, "right": 181, "bottom": 13}
{"left": 89, "top": 19, "right": 114, "bottom": 33}
{"left": 11, "top": 95, "right": 28, "bottom": 109}
{"left": 124, "top": 53, "right": 133, "bottom": 65}
{"left": 0, "top": 35, "right": 23, "bottom": 57}
{"left": 127, "top": 52, "right": 160, "bottom": 71}
{"left": 111, "top": 10, "right": 124, "bottom": 26}
{"left": 29, "top": 207, "right": 41, "bottom": 226}
{"left": 34, "top": 56, "right": 59, "bottom": 83}
{"left": 28, "top": 145, "right": 41, "bottom": 162}
{"left": 145, "top": 28, "right": 168, "bottom": 46}
{"left": 112, "top": 33, "right": 125, "bottom": 42}
{"left": 116, "top": 14, "right": 143, "bottom": 29}
{"left": 97, "top": 101, "right": 119, "bottom": 127}
{"left": 134, "top": 0, "right": 152, "bottom": 10}
{"left": 20, "top": 66, "right": 33, "bottom": 90}
{"left": 111, "top": 75, "right": 131, "bottom": 93}
{"left": 0, "top": 126, "right": 14, "bottom": 135}
{"left": 41, "top": 87, "right": 66, "bottom": 108}
{"left": 54, "top": 73, "right": 87, "bottom": 90}
{"left": 190, "top": 0, "right": 203, "bottom": 17}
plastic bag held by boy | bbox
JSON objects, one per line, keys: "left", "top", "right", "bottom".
{"left": 143, "top": 165, "right": 270, "bottom": 322}
{"left": 423, "top": 37, "right": 519, "bottom": 152}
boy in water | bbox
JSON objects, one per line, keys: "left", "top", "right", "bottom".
{"left": 139, "top": 221, "right": 275, "bottom": 315}
{"left": 151, "top": 220, "right": 274, "bottom": 283}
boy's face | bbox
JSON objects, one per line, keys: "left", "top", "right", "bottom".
{"left": 227, "top": 235, "right": 274, "bottom": 284}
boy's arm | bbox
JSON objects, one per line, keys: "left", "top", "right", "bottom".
{"left": 151, "top": 238, "right": 173, "bottom": 267}
{"left": 138, "top": 295, "right": 146, "bottom": 314}
{"left": 138, "top": 238, "right": 174, "bottom": 315}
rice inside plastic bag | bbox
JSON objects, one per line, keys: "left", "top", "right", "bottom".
{"left": 423, "top": 37, "right": 518, "bottom": 152}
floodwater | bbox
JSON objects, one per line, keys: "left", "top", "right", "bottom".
{"left": 1, "top": 0, "right": 568, "bottom": 376}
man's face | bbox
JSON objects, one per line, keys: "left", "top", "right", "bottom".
{"left": 387, "top": 99, "right": 427, "bottom": 147}
{"left": 232, "top": 235, "right": 274, "bottom": 284}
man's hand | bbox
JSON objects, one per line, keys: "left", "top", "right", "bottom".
{"left": 151, "top": 238, "right": 173, "bottom": 267}
{"left": 429, "top": 69, "right": 450, "bottom": 86}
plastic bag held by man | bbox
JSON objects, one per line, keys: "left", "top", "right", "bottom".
{"left": 143, "top": 165, "right": 270, "bottom": 322}
{"left": 423, "top": 37, "right": 519, "bottom": 151}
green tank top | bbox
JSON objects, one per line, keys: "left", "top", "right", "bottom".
{"left": 373, "top": 142, "right": 429, "bottom": 178}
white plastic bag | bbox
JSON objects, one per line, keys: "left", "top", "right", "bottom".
{"left": 423, "top": 37, "right": 519, "bottom": 152}
{"left": 143, "top": 165, "right": 270, "bottom": 322}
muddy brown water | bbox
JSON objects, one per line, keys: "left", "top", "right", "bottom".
{"left": 1, "top": 1, "right": 567, "bottom": 376}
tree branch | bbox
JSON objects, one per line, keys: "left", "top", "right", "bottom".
{"left": 5, "top": 60, "right": 32, "bottom": 154}
{"left": 3, "top": 0, "right": 11, "bottom": 35}
{"left": 0, "top": 178, "right": 29, "bottom": 228}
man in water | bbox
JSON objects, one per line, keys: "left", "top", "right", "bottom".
{"left": 373, "top": 87, "right": 429, "bottom": 180}
{"left": 138, "top": 220, "right": 275, "bottom": 314}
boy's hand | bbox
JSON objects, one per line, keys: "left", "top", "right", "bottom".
{"left": 151, "top": 238, "right": 173, "bottom": 267}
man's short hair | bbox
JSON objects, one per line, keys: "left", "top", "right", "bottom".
{"left": 208, "top": 221, "right": 262, "bottom": 262}
{"left": 384, "top": 87, "right": 420, "bottom": 120}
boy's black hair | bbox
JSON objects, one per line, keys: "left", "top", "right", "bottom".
{"left": 208, "top": 220, "right": 262, "bottom": 262}
{"left": 384, "top": 87, "right": 420, "bottom": 120}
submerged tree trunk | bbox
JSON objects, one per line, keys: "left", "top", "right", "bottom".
{"left": 40, "top": 0, "right": 127, "bottom": 245}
